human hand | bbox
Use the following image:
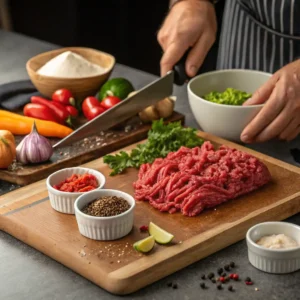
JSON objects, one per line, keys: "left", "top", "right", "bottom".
{"left": 157, "top": 0, "right": 217, "bottom": 77}
{"left": 241, "top": 60, "right": 300, "bottom": 143}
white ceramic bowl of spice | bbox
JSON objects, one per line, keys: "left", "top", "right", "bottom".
{"left": 74, "top": 189, "right": 135, "bottom": 241}
{"left": 46, "top": 167, "right": 106, "bottom": 214}
{"left": 246, "top": 222, "right": 300, "bottom": 274}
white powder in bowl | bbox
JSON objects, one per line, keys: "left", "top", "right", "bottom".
{"left": 256, "top": 234, "right": 299, "bottom": 250}
{"left": 37, "top": 51, "right": 107, "bottom": 78}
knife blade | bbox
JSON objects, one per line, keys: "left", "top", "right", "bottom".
{"left": 53, "top": 71, "right": 175, "bottom": 149}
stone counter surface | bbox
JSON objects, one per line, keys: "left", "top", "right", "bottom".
{"left": 0, "top": 29, "right": 299, "bottom": 300}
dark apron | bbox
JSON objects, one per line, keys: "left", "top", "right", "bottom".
{"left": 217, "top": 0, "right": 300, "bottom": 73}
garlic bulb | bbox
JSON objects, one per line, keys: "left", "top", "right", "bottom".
{"left": 16, "top": 122, "right": 53, "bottom": 164}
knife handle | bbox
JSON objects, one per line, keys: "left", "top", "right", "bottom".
{"left": 173, "top": 50, "right": 190, "bottom": 86}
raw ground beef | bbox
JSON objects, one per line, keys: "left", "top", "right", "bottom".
{"left": 133, "top": 141, "right": 271, "bottom": 217}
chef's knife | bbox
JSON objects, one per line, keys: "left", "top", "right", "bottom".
{"left": 53, "top": 57, "right": 189, "bottom": 149}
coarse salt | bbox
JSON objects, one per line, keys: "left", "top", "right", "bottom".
{"left": 37, "top": 51, "right": 107, "bottom": 78}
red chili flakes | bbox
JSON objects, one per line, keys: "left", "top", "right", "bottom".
{"left": 245, "top": 281, "right": 253, "bottom": 285}
{"left": 53, "top": 173, "right": 98, "bottom": 192}
{"left": 139, "top": 225, "right": 149, "bottom": 232}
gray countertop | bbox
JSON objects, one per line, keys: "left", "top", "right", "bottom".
{"left": 0, "top": 30, "right": 299, "bottom": 300}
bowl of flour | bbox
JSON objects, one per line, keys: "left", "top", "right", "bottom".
{"left": 26, "top": 47, "right": 115, "bottom": 100}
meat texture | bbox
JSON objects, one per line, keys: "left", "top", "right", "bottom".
{"left": 133, "top": 141, "right": 271, "bottom": 217}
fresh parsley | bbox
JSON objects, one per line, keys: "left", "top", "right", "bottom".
{"left": 103, "top": 119, "right": 204, "bottom": 176}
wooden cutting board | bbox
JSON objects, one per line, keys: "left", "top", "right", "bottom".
{"left": 1, "top": 131, "right": 300, "bottom": 295}
{"left": 0, "top": 112, "right": 184, "bottom": 185}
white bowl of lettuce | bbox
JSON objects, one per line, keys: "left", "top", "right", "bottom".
{"left": 187, "top": 69, "right": 272, "bottom": 142}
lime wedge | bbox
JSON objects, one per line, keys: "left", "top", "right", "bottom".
{"left": 149, "top": 222, "right": 174, "bottom": 244}
{"left": 133, "top": 235, "right": 155, "bottom": 253}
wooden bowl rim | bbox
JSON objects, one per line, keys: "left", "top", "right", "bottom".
{"left": 26, "top": 47, "right": 116, "bottom": 80}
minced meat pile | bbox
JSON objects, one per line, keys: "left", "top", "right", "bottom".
{"left": 133, "top": 141, "right": 271, "bottom": 217}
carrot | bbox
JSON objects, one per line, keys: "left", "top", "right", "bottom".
{"left": 0, "top": 111, "right": 73, "bottom": 138}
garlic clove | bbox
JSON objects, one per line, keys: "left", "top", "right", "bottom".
{"left": 155, "top": 97, "right": 175, "bottom": 118}
{"left": 139, "top": 106, "right": 160, "bottom": 123}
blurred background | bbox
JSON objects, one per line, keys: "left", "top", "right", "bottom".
{"left": 0, "top": 0, "right": 225, "bottom": 75}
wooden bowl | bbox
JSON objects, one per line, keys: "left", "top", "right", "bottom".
{"left": 26, "top": 47, "right": 115, "bottom": 101}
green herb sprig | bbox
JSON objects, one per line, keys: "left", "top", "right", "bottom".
{"left": 103, "top": 119, "right": 203, "bottom": 176}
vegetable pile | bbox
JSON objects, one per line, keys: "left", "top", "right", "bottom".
{"left": 203, "top": 88, "right": 252, "bottom": 106}
{"left": 24, "top": 89, "right": 78, "bottom": 126}
{"left": 103, "top": 119, "right": 204, "bottom": 175}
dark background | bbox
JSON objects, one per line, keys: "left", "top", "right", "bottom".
{"left": 8, "top": 0, "right": 225, "bottom": 75}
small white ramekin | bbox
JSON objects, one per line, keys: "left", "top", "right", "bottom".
{"left": 246, "top": 222, "right": 300, "bottom": 274}
{"left": 74, "top": 189, "right": 135, "bottom": 241}
{"left": 46, "top": 167, "right": 106, "bottom": 214}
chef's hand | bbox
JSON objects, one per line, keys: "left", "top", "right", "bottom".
{"left": 158, "top": 0, "right": 217, "bottom": 77}
{"left": 241, "top": 60, "right": 300, "bottom": 143}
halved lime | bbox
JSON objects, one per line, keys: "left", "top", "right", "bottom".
{"left": 148, "top": 222, "right": 174, "bottom": 244}
{"left": 133, "top": 235, "right": 155, "bottom": 253}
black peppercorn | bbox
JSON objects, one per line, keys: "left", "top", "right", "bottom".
{"left": 200, "top": 282, "right": 206, "bottom": 289}
{"left": 245, "top": 277, "right": 251, "bottom": 282}
{"left": 230, "top": 262, "right": 235, "bottom": 268}
{"left": 167, "top": 282, "right": 173, "bottom": 287}
{"left": 221, "top": 272, "right": 227, "bottom": 277}
{"left": 211, "top": 278, "right": 216, "bottom": 283}
{"left": 208, "top": 272, "right": 214, "bottom": 279}
{"left": 217, "top": 267, "right": 223, "bottom": 275}
{"left": 217, "top": 283, "right": 222, "bottom": 290}
{"left": 228, "top": 285, "right": 233, "bottom": 291}
{"left": 224, "top": 264, "right": 230, "bottom": 271}
{"left": 201, "top": 274, "right": 206, "bottom": 280}
{"left": 172, "top": 283, "right": 178, "bottom": 289}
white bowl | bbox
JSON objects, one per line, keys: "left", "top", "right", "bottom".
{"left": 46, "top": 167, "right": 106, "bottom": 214}
{"left": 187, "top": 69, "right": 272, "bottom": 141}
{"left": 74, "top": 189, "right": 135, "bottom": 241}
{"left": 246, "top": 222, "right": 300, "bottom": 274}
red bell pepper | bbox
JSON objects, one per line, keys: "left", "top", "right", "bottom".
{"left": 82, "top": 96, "right": 106, "bottom": 120}
{"left": 65, "top": 105, "right": 79, "bottom": 117}
{"left": 52, "top": 89, "right": 76, "bottom": 106}
{"left": 31, "top": 96, "right": 72, "bottom": 126}
{"left": 23, "top": 103, "right": 60, "bottom": 123}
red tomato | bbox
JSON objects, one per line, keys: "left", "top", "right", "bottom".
{"left": 82, "top": 96, "right": 106, "bottom": 120}
{"left": 101, "top": 96, "right": 121, "bottom": 110}
{"left": 52, "top": 89, "right": 75, "bottom": 106}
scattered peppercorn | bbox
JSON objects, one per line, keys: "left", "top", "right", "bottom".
{"left": 245, "top": 281, "right": 253, "bottom": 285}
{"left": 228, "top": 285, "right": 233, "bottom": 291}
{"left": 201, "top": 274, "right": 206, "bottom": 280}
{"left": 217, "top": 283, "right": 222, "bottom": 290}
{"left": 245, "top": 277, "right": 251, "bottom": 282}
{"left": 219, "top": 277, "right": 226, "bottom": 283}
{"left": 230, "top": 262, "right": 235, "bottom": 268}
{"left": 200, "top": 282, "right": 206, "bottom": 289}
{"left": 208, "top": 272, "right": 214, "bottom": 279}
{"left": 224, "top": 264, "right": 230, "bottom": 271}
{"left": 221, "top": 272, "right": 227, "bottom": 277}
{"left": 139, "top": 225, "right": 149, "bottom": 232}
{"left": 229, "top": 274, "right": 235, "bottom": 279}
{"left": 167, "top": 282, "right": 173, "bottom": 287}
{"left": 211, "top": 278, "right": 216, "bottom": 284}
{"left": 217, "top": 268, "right": 223, "bottom": 275}
{"left": 172, "top": 283, "right": 178, "bottom": 289}
{"left": 232, "top": 274, "right": 239, "bottom": 281}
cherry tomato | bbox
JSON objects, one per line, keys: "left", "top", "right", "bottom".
{"left": 82, "top": 96, "right": 106, "bottom": 120}
{"left": 52, "top": 89, "right": 76, "bottom": 106}
{"left": 101, "top": 96, "right": 121, "bottom": 110}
